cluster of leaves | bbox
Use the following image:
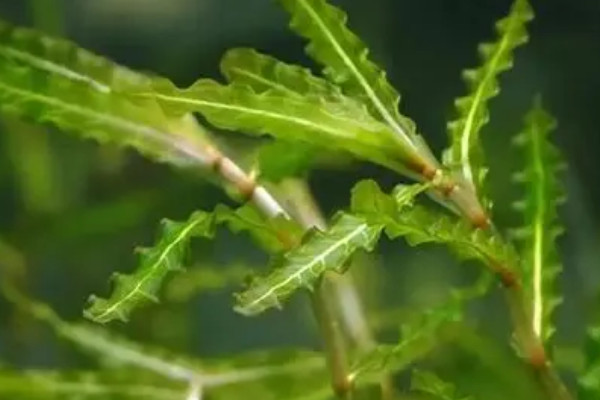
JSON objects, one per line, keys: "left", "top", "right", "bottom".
{"left": 0, "top": 0, "right": 595, "bottom": 399}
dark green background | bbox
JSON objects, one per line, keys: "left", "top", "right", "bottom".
{"left": 0, "top": 0, "right": 598, "bottom": 395}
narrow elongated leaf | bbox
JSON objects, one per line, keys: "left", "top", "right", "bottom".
{"left": 351, "top": 180, "right": 519, "bottom": 273}
{"left": 277, "top": 0, "right": 422, "bottom": 154}
{"left": 0, "top": 19, "right": 147, "bottom": 93}
{"left": 221, "top": 49, "right": 358, "bottom": 180}
{"left": 352, "top": 273, "right": 491, "bottom": 379}
{"left": 512, "top": 98, "right": 565, "bottom": 343}
{"left": 221, "top": 47, "right": 345, "bottom": 101}
{"left": 234, "top": 213, "right": 382, "bottom": 316}
{"left": 2, "top": 285, "right": 327, "bottom": 390}
{"left": 444, "top": 0, "right": 533, "bottom": 197}
{"left": 2, "top": 285, "right": 203, "bottom": 381}
{"left": 0, "top": 369, "right": 186, "bottom": 400}
{"left": 85, "top": 211, "right": 215, "bottom": 323}
{"left": 411, "top": 369, "right": 473, "bottom": 400}
{"left": 85, "top": 204, "right": 297, "bottom": 324}
{"left": 149, "top": 79, "right": 420, "bottom": 174}
{"left": 0, "top": 59, "right": 211, "bottom": 168}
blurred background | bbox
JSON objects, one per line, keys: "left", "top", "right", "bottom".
{"left": 0, "top": 0, "right": 598, "bottom": 397}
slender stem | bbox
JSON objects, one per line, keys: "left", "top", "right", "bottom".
{"left": 311, "top": 277, "right": 353, "bottom": 399}
{"left": 199, "top": 146, "right": 353, "bottom": 398}
{"left": 499, "top": 268, "right": 573, "bottom": 400}
{"left": 279, "top": 178, "right": 396, "bottom": 399}
{"left": 429, "top": 162, "right": 573, "bottom": 399}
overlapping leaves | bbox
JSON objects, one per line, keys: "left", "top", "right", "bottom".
{"left": 0, "top": 57, "right": 210, "bottom": 168}
{"left": 147, "top": 78, "right": 420, "bottom": 175}
{"left": 276, "top": 0, "right": 422, "bottom": 154}
{"left": 234, "top": 212, "right": 382, "bottom": 316}
{"left": 350, "top": 180, "right": 519, "bottom": 271}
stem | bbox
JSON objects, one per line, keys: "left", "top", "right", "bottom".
{"left": 311, "top": 277, "right": 353, "bottom": 399}
{"left": 199, "top": 146, "right": 354, "bottom": 398}
{"left": 423, "top": 160, "right": 572, "bottom": 399}
{"left": 279, "top": 179, "right": 397, "bottom": 399}
{"left": 499, "top": 268, "right": 573, "bottom": 400}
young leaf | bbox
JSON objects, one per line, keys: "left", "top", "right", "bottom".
{"left": 444, "top": 0, "right": 533, "bottom": 198}
{"left": 85, "top": 211, "right": 215, "bottom": 323}
{"left": 276, "top": 0, "right": 422, "bottom": 153}
{"left": 148, "top": 79, "right": 419, "bottom": 174}
{"left": 352, "top": 273, "right": 491, "bottom": 379}
{"left": 411, "top": 369, "right": 473, "bottom": 400}
{"left": 85, "top": 204, "right": 297, "bottom": 324}
{"left": 351, "top": 180, "right": 519, "bottom": 274}
{"left": 234, "top": 212, "right": 382, "bottom": 316}
{"left": 512, "top": 98, "right": 565, "bottom": 344}
{"left": 0, "top": 59, "right": 211, "bottom": 169}
{"left": 221, "top": 47, "right": 346, "bottom": 101}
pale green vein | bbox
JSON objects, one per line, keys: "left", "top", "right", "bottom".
{"left": 91, "top": 218, "right": 205, "bottom": 322}
{"left": 296, "top": 0, "right": 416, "bottom": 150}
{"left": 242, "top": 222, "right": 371, "bottom": 312}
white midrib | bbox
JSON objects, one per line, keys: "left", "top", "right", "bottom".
{"left": 531, "top": 120, "right": 546, "bottom": 338}
{"left": 297, "top": 0, "right": 417, "bottom": 151}
{"left": 459, "top": 14, "right": 520, "bottom": 186}
{"left": 0, "top": 46, "right": 111, "bottom": 93}
{"left": 92, "top": 217, "right": 205, "bottom": 321}
{"left": 244, "top": 223, "right": 370, "bottom": 311}
{"left": 0, "top": 82, "right": 209, "bottom": 165}
{"left": 154, "top": 92, "right": 362, "bottom": 143}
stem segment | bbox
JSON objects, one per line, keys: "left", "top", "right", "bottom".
{"left": 201, "top": 146, "right": 355, "bottom": 398}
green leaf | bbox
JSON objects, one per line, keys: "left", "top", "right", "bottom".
{"left": 84, "top": 211, "right": 215, "bottom": 323}
{"left": 234, "top": 212, "right": 382, "bottom": 316}
{"left": 351, "top": 179, "right": 519, "bottom": 272}
{"left": 0, "top": 18, "right": 148, "bottom": 93}
{"left": 148, "top": 79, "right": 419, "bottom": 174}
{"left": 0, "top": 58, "right": 210, "bottom": 169}
{"left": 411, "top": 369, "right": 473, "bottom": 400}
{"left": 221, "top": 47, "right": 346, "bottom": 101}
{"left": 2, "top": 285, "right": 204, "bottom": 381}
{"left": 579, "top": 323, "right": 600, "bottom": 399}
{"left": 512, "top": 98, "right": 565, "bottom": 344}
{"left": 276, "top": 0, "right": 424, "bottom": 156}
{"left": 444, "top": 0, "right": 533, "bottom": 198}
{"left": 352, "top": 273, "right": 491, "bottom": 379}
{"left": 0, "top": 369, "right": 186, "bottom": 400}
{"left": 2, "top": 285, "right": 327, "bottom": 392}
{"left": 85, "top": 204, "right": 297, "bottom": 324}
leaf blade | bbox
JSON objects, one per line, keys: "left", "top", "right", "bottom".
{"left": 277, "top": 0, "right": 419, "bottom": 152}
{"left": 444, "top": 0, "right": 534, "bottom": 198}
{"left": 85, "top": 204, "right": 295, "bottom": 324}
{"left": 512, "top": 98, "right": 565, "bottom": 343}
{"left": 234, "top": 213, "right": 382, "bottom": 316}
{"left": 149, "top": 79, "right": 417, "bottom": 174}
